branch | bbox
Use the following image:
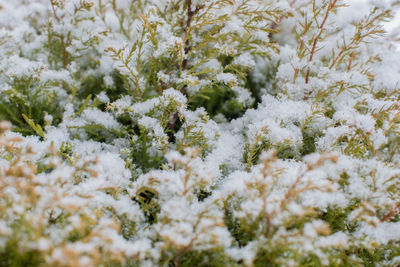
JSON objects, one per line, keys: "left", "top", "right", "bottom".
{"left": 382, "top": 202, "right": 400, "bottom": 222}
{"left": 182, "top": 0, "right": 203, "bottom": 70}
{"left": 305, "top": 0, "right": 338, "bottom": 85}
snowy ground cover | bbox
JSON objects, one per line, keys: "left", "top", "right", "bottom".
{"left": 1, "top": 0, "right": 400, "bottom": 266}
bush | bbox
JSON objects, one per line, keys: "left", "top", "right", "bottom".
{"left": 1, "top": 0, "right": 400, "bottom": 266}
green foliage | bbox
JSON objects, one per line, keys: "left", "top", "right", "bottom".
{"left": 0, "top": 244, "right": 43, "bottom": 267}
{"left": 189, "top": 82, "right": 248, "bottom": 120}
{"left": 1, "top": 0, "right": 400, "bottom": 266}
{"left": 167, "top": 249, "right": 237, "bottom": 267}
{"left": 0, "top": 76, "right": 63, "bottom": 136}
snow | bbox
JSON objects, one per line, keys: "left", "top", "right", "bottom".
{"left": 1, "top": 0, "right": 400, "bottom": 265}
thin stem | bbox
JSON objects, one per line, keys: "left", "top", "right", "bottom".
{"left": 347, "top": 51, "right": 356, "bottom": 71}
{"left": 305, "top": 0, "right": 338, "bottom": 84}
{"left": 182, "top": 0, "right": 204, "bottom": 70}
{"left": 49, "top": 0, "right": 60, "bottom": 21}
{"left": 382, "top": 202, "right": 400, "bottom": 222}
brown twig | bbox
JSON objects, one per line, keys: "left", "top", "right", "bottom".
{"left": 382, "top": 202, "right": 400, "bottom": 222}
{"left": 182, "top": 0, "right": 203, "bottom": 70}
{"left": 305, "top": 0, "right": 338, "bottom": 84}
{"left": 168, "top": 0, "right": 204, "bottom": 139}
{"left": 49, "top": 0, "right": 60, "bottom": 21}
{"left": 269, "top": 0, "right": 297, "bottom": 39}
{"left": 347, "top": 51, "right": 356, "bottom": 71}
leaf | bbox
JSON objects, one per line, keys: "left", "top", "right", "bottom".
{"left": 21, "top": 114, "right": 45, "bottom": 138}
{"left": 76, "top": 94, "right": 92, "bottom": 116}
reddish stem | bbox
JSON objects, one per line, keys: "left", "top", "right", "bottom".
{"left": 382, "top": 202, "right": 400, "bottom": 222}
{"left": 305, "top": 0, "right": 338, "bottom": 84}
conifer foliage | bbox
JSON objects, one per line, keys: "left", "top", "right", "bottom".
{"left": 1, "top": 0, "right": 400, "bottom": 266}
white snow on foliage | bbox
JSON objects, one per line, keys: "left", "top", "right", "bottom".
{"left": 1, "top": 0, "right": 400, "bottom": 266}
